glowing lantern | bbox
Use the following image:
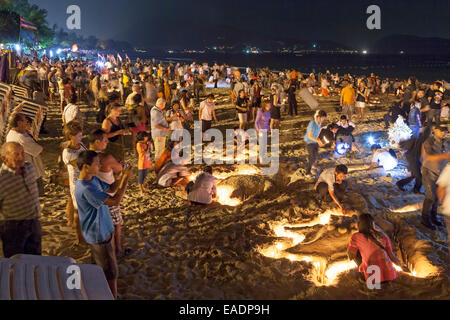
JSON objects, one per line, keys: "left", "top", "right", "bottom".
{"left": 335, "top": 142, "right": 350, "bottom": 156}
{"left": 216, "top": 185, "right": 240, "bottom": 206}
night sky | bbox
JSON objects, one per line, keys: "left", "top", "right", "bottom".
{"left": 30, "top": 0, "right": 450, "bottom": 49}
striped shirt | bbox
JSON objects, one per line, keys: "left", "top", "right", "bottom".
{"left": 0, "top": 162, "right": 40, "bottom": 221}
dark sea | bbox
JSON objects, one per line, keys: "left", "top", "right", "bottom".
{"left": 127, "top": 52, "right": 450, "bottom": 82}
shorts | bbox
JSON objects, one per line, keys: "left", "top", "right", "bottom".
{"left": 253, "top": 97, "right": 261, "bottom": 108}
{"left": 270, "top": 106, "right": 281, "bottom": 120}
{"left": 238, "top": 112, "right": 247, "bottom": 123}
{"left": 138, "top": 169, "right": 149, "bottom": 185}
{"left": 342, "top": 104, "right": 354, "bottom": 116}
{"left": 89, "top": 233, "right": 118, "bottom": 280}
{"left": 108, "top": 205, "right": 123, "bottom": 225}
{"left": 0, "top": 218, "right": 42, "bottom": 258}
{"left": 355, "top": 101, "right": 366, "bottom": 109}
{"left": 202, "top": 120, "right": 212, "bottom": 132}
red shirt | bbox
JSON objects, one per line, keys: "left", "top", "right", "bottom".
{"left": 348, "top": 232, "right": 397, "bottom": 282}
{"left": 64, "top": 84, "right": 73, "bottom": 99}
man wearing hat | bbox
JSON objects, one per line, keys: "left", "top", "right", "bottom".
{"left": 421, "top": 125, "right": 450, "bottom": 229}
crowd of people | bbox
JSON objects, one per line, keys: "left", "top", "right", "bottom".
{"left": 0, "top": 51, "right": 449, "bottom": 296}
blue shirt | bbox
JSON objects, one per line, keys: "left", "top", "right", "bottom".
{"left": 75, "top": 176, "right": 114, "bottom": 244}
{"left": 304, "top": 120, "right": 321, "bottom": 144}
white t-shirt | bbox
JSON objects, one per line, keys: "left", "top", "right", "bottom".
{"left": 166, "top": 109, "right": 184, "bottom": 130}
{"left": 437, "top": 164, "right": 450, "bottom": 216}
{"left": 63, "top": 103, "right": 83, "bottom": 124}
{"left": 37, "top": 67, "right": 47, "bottom": 81}
{"left": 200, "top": 100, "right": 215, "bottom": 121}
{"left": 314, "top": 167, "right": 336, "bottom": 191}
{"left": 62, "top": 145, "right": 87, "bottom": 209}
{"left": 372, "top": 150, "right": 398, "bottom": 171}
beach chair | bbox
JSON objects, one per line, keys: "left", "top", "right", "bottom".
{"left": 0, "top": 255, "right": 113, "bottom": 300}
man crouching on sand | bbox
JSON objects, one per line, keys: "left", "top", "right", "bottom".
{"left": 315, "top": 164, "right": 349, "bottom": 215}
{"left": 186, "top": 166, "right": 218, "bottom": 206}
{"left": 75, "top": 150, "right": 132, "bottom": 299}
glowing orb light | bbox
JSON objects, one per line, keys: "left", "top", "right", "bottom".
{"left": 96, "top": 60, "right": 105, "bottom": 68}
{"left": 368, "top": 136, "right": 375, "bottom": 145}
{"left": 335, "top": 142, "right": 350, "bottom": 156}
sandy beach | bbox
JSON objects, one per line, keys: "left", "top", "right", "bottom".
{"left": 8, "top": 87, "right": 449, "bottom": 300}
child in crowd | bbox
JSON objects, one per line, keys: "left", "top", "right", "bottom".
{"left": 136, "top": 131, "right": 152, "bottom": 194}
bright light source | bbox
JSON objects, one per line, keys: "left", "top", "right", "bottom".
{"left": 368, "top": 136, "right": 375, "bottom": 145}
{"left": 56, "top": 48, "right": 62, "bottom": 54}
{"left": 96, "top": 60, "right": 105, "bottom": 68}
{"left": 313, "top": 44, "right": 317, "bottom": 48}
{"left": 362, "top": 50, "right": 368, "bottom": 54}
{"left": 49, "top": 50, "right": 53, "bottom": 58}
{"left": 15, "top": 44, "right": 21, "bottom": 53}
{"left": 335, "top": 142, "right": 350, "bottom": 156}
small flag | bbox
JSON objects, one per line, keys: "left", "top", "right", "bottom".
{"left": 20, "top": 17, "right": 38, "bottom": 31}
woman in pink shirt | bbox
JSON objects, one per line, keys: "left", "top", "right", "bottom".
{"left": 348, "top": 214, "right": 408, "bottom": 286}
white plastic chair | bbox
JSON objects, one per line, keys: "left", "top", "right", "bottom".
{"left": 0, "top": 255, "right": 113, "bottom": 300}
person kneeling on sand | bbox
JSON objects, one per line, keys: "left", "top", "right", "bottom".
{"left": 315, "top": 164, "right": 349, "bottom": 215}
{"left": 347, "top": 214, "right": 409, "bottom": 287}
{"left": 186, "top": 166, "right": 217, "bottom": 206}
{"left": 369, "top": 144, "right": 398, "bottom": 171}
{"left": 318, "top": 122, "right": 339, "bottom": 149}
{"left": 75, "top": 150, "right": 132, "bottom": 299}
{"left": 154, "top": 141, "right": 190, "bottom": 190}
